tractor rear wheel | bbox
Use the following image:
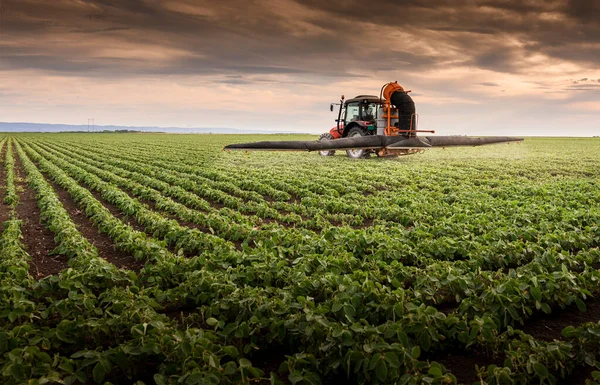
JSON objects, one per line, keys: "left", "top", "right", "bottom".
{"left": 318, "top": 132, "right": 336, "bottom": 156}
{"left": 346, "top": 127, "right": 370, "bottom": 159}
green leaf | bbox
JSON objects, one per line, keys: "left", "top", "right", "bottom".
{"left": 224, "top": 362, "right": 237, "bottom": 375}
{"left": 270, "top": 372, "right": 285, "bottom": 385}
{"left": 385, "top": 352, "right": 400, "bottom": 368}
{"left": 575, "top": 298, "right": 586, "bottom": 312}
{"left": 239, "top": 358, "right": 252, "bottom": 368}
{"left": 428, "top": 363, "right": 443, "bottom": 378}
{"left": 288, "top": 371, "right": 303, "bottom": 385}
{"left": 92, "top": 363, "right": 105, "bottom": 384}
{"left": 56, "top": 329, "right": 75, "bottom": 344}
{"left": 541, "top": 303, "right": 552, "bottom": 314}
{"left": 375, "top": 358, "right": 388, "bottom": 381}
{"left": 588, "top": 327, "right": 600, "bottom": 337}
{"left": 530, "top": 287, "right": 542, "bottom": 301}
{"left": 411, "top": 346, "right": 421, "bottom": 359}
{"left": 154, "top": 374, "right": 168, "bottom": 385}
{"left": 184, "top": 372, "right": 203, "bottom": 385}
{"left": 533, "top": 363, "right": 548, "bottom": 378}
{"left": 206, "top": 317, "right": 218, "bottom": 327}
{"left": 561, "top": 326, "right": 577, "bottom": 338}
{"left": 11, "top": 363, "right": 26, "bottom": 381}
{"left": 344, "top": 304, "right": 356, "bottom": 317}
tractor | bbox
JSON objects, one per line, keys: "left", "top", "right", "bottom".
{"left": 224, "top": 82, "right": 523, "bottom": 156}
{"left": 319, "top": 81, "right": 431, "bottom": 158}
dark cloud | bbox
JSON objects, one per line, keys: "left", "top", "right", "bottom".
{"left": 70, "top": 27, "right": 131, "bottom": 34}
{"left": 476, "top": 82, "right": 500, "bottom": 87}
{"left": 565, "top": 0, "right": 600, "bottom": 22}
{"left": 473, "top": 50, "right": 522, "bottom": 73}
{"left": 0, "top": 0, "right": 599, "bottom": 80}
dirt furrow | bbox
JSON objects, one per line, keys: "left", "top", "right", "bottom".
{"left": 431, "top": 350, "right": 502, "bottom": 385}
{"left": 518, "top": 298, "right": 600, "bottom": 341}
{"left": 0, "top": 142, "right": 9, "bottom": 226}
{"left": 43, "top": 176, "right": 144, "bottom": 271}
{"left": 14, "top": 148, "right": 68, "bottom": 279}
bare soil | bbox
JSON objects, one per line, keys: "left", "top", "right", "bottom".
{"left": 206, "top": 199, "right": 225, "bottom": 210}
{"left": 103, "top": 187, "right": 246, "bottom": 252}
{"left": 0, "top": 204, "right": 7, "bottom": 230}
{"left": 518, "top": 298, "right": 600, "bottom": 341}
{"left": 14, "top": 152, "right": 68, "bottom": 279}
{"left": 88, "top": 189, "right": 147, "bottom": 233}
{"left": 0, "top": 144, "right": 9, "bottom": 227}
{"left": 44, "top": 177, "right": 144, "bottom": 271}
{"left": 561, "top": 365, "right": 596, "bottom": 385}
{"left": 85, "top": 188, "right": 199, "bottom": 256}
{"left": 432, "top": 350, "right": 502, "bottom": 385}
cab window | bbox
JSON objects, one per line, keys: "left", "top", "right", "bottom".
{"left": 344, "top": 102, "right": 360, "bottom": 124}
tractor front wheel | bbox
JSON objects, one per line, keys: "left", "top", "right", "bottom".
{"left": 345, "top": 127, "right": 370, "bottom": 159}
{"left": 318, "top": 132, "right": 336, "bottom": 156}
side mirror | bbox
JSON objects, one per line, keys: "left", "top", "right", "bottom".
{"left": 330, "top": 104, "right": 334, "bottom": 112}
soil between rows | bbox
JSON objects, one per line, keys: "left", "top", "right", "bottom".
{"left": 88, "top": 189, "right": 147, "bottom": 234}
{"left": 518, "top": 297, "right": 600, "bottom": 341}
{"left": 0, "top": 142, "right": 9, "bottom": 226}
{"left": 432, "top": 350, "right": 501, "bottom": 385}
{"left": 81, "top": 185, "right": 204, "bottom": 256}
{"left": 560, "top": 364, "right": 596, "bottom": 385}
{"left": 133, "top": 194, "right": 245, "bottom": 253}
{"left": 33, "top": 150, "right": 249, "bottom": 252}
{"left": 42, "top": 175, "right": 144, "bottom": 271}
{"left": 14, "top": 148, "right": 68, "bottom": 279}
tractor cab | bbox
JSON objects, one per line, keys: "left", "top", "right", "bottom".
{"left": 343, "top": 95, "right": 380, "bottom": 126}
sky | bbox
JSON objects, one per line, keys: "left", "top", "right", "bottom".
{"left": 0, "top": 0, "right": 599, "bottom": 136}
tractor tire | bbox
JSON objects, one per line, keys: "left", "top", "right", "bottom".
{"left": 318, "top": 132, "right": 336, "bottom": 156}
{"left": 345, "top": 127, "right": 371, "bottom": 159}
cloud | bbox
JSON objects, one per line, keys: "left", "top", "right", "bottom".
{"left": 0, "top": 0, "right": 599, "bottom": 135}
{"left": 3, "top": 0, "right": 598, "bottom": 78}
{"left": 564, "top": 84, "right": 600, "bottom": 92}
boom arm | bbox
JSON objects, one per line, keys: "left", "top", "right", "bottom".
{"left": 223, "top": 135, "right": 524, "bottom": 152}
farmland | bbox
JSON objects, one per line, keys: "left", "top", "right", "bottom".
{"left": 0, "top": 133, "right": 599, "bottom": 385}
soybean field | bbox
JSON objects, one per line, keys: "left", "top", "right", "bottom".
{"left": 0, "top": 133, "right": 599, "bottom": 385}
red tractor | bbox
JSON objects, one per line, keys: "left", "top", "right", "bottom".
{"left": 319, "top": 81, "right": 433, "bottom": 158}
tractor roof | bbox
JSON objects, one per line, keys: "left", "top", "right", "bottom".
{"left": 345, "top": 95, "right": 383, "bottom": 105}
